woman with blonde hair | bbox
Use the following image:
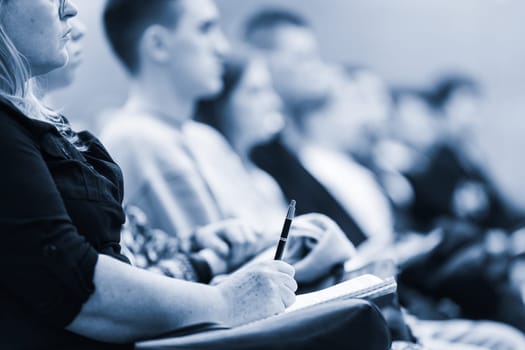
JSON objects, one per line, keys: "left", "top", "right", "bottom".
{"left": 0, "top": 0, "right": 297, "bottom": 348}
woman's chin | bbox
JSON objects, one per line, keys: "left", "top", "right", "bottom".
{"left": 34, "top": 55, "right": 69, "bottom": 77}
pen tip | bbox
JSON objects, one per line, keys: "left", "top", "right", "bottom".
{"left": 290, "top": 199, "right": 296, "bottom": 208}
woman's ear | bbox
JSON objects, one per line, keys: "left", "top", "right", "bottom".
{"left": 139, "top": 25, "right": 173, "bottom": 65}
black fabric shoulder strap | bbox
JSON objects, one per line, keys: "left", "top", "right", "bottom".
{"left": 252, "top": 138, "right": 368, "bottom": 247}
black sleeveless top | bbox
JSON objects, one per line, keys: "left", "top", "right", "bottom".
{"left": 0, "top": 101, "right": 132, "bottom": 349}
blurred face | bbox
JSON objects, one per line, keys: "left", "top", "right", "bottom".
{"left": 305, "top": 72, "right": 376, "bottom": 153}
{"left": 391, "top": 95, "right": 441, "bottom": 149}
{"left": 444, "top": 88, "right": 480, "bottom": 136}
{"left": 1, "top": 0, "right": 77, "bottom": 76}
{"left": 353, "top": 71, "right": 391, "bottom": 129}
{"left": 166, "top": 0, "right": 229, "bottom": 99}
{"left": 225, "top": 60, "right": 284, "bottom": 148}
{"left": 42, "top": 18, "right": 86, "bottom": 91}
{"left": 265, "top": 25, "right": 331, "bottom": 106}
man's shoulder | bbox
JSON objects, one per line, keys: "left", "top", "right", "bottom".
{"left": 100, "top": 108, "right": 178, "bottom": 145}
{"left": 184, "top": 121, "right": 225, "bottom": 142}
{"left": 183, "top": 121, "right": 234, "bottom": 153}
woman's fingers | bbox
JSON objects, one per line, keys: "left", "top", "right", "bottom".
{"left": 269, "top": 260, "right": 296, "bottom": 276}
{"left": 279, "top": 284, "right": 297, "bottom": 308}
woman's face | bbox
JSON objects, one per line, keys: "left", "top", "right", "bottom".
{"left": 42, "top": 18, "right": 86, "bottom": 91}
{"left": 1, "top": 0, "right": 77, "bottom": 76}
{"left": 226, "top": 60, "right": 284, "bottom": 148}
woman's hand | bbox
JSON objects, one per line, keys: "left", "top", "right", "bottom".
{"left": 216, "top": 260, "right": 297, "bottom": 327}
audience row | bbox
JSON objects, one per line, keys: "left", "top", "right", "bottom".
{"left": 1, "top": 0, "right": 524, "bottom": 349}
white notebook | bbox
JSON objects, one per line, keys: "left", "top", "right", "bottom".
{"left": 286, "top": 274, "right": 397, "bottom": 313}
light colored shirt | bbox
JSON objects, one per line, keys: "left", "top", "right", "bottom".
{"left": 101, "top": 112, "right": 287, "bottom": 241}
{"left": 183, "top": 121, "right": 287, "bottom": 235}
{"left": 100, "top": 111, "right": 224, "bottom": 239}
{"left": 299, "top": 146, "right": 393, "bottom": 242}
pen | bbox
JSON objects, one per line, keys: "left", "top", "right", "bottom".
{"left": 274, "top": 199, "right": 296, "bottom": 260}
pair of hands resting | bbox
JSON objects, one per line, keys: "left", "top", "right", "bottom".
{"left": 193, "top": 214, "right": 356, "bottom": 284}
{"left": 193, "top": 219, "right": 267, "bottom": 276}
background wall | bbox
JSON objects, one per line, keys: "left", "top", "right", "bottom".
{"left": 53, "top": 0, "right": 525, "bottom": 209}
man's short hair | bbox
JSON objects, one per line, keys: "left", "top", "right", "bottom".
{"left": 243, "top": 7, "right": 309, "bottom": 50}
{"left": 103, "top": 0, "right": 182, "bottom": 75}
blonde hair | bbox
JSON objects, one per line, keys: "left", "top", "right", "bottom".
{"left": 0, "top": 4, "right": 86, "bottom": 150}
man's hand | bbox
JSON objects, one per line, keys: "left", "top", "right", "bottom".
{"left": 288, "top": 213, "right": 356, "bottom": 283}
{"left": 194, "top": 219, "right": 265, "bottom": 271}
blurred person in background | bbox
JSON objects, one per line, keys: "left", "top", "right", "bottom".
{"left": 340, "top": 66, "right": 394, "bottom": 162}
{"left": 339, "top": 67, "right": 417, "bottom": 232}
{"left": 374, "top": 87, "right": 443, "bottom": 230}
{"left": 244, "top": 8, "right": 395, "bottom": 256}
{"left": 192, "top": 56, "right": 288, "bottom": 232}
{"left": 388, "top": 78, "right": 525, "bottom": 328}
{"left": 100, "top": 0, "right": 267, "bottom": 277}
{"left": 252, "top": 62, "right": 434, "bottom": 267}
{"left": 192, "top": 54, "right": 355, "bottom": 286}
{"left": 402, "top": 75, "right": 525, "bottom": 232}
{"left": 388, "top": 88, "right": 442, "bottom": 165}
{"left": 242, "top": 6, "right": 334, "bottom": 124}
{"left": 243, "top": 6, "right": 525, "bottom": 345}
{"left": 100, "top": 0, "right": 355, "bottom": 286}
{"left": 101, "top": 0, "right": 232, "bottom": 238}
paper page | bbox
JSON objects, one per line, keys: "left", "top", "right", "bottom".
{"left": 286, "top": 274, "right": 383, "bottom": 313}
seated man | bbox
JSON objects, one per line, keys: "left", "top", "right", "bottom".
{"left": 100, "top": 0, "right": 354, "bottom": 285}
